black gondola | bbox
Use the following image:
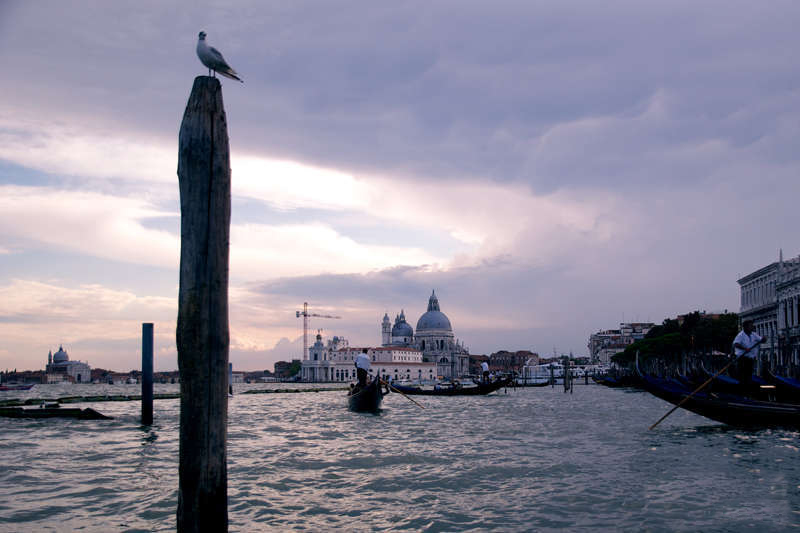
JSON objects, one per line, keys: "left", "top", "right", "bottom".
{"left": 697, "top": 362, "right": 779, "bottom": 401}
{"left": 592, "top": 374, "right": 641, "bottom": 388}
{"left": 388, "top": 377, "right": 512, "bottom": 396}
{"left": 348, "top": 377, "right": 384, "bottom": 412}
{"left": 767, "top": 371, "right": 800, "bottom": 404}
{"left": 639, "top": 373, "right": 800, "bottom": 428}
{"left": 635, "top": 354, "right": 800, "bottom": 428}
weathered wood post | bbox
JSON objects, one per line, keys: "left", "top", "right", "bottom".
{"left": 176, "top": 76, "right": 231, "bottom": 533}
{"left": 142, "top": 322, "right": 154, "bottom": 425}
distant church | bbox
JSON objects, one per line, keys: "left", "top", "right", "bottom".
{"left": 381, "top": 290, "right": 470, "bottom": 378}
{"left": 45, "top": 345, "right": 91, "bottom": 383}
{"left": 300, "top": 290, "right": 470, "bottom": 382}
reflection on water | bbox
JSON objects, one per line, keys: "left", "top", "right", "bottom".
{"left": 2, "top": 384, "right": 800, "bottom": 531}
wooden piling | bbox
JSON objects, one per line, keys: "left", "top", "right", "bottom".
{"left": 176, "top": 76, "right": 231, "bottom": 533}
{"left": 142, "top": 322, "right": 154, "bottom": 425}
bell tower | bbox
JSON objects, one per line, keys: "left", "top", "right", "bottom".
{"left": 381, "top": 313, "right": 391, "bottom": 346}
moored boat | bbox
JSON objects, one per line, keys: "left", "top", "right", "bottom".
{"left": 639, "top": 372, "right": 800, "bottom": 428}
{"left": 0, "top": 406, "right": 112, "bottom": 420}
{"left": 766, "top": 371, "right": 800, "bottom": 404}
{"left": 635, "top": 354, "right": 800, "bottom": 428}
{"left": 0, "top": 383, "right": 35, "bottom": 391}
{"left": 348, "top": 377, "right": 384, "bottom": 412}
{"left": 389, "top": 377, "right": 512, "bottom": 396}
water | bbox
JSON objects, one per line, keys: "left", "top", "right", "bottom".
{"left": 2, "top": 383, "right": 800, "bottom": 532}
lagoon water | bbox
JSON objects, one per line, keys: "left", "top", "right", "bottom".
{"left": 2, "top": 382, "right": 800, "bottom": 532}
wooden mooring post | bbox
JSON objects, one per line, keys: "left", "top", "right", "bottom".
{"left": 176, "top": 76, "right": 231, "bottom": 532}
{"left": 142, "top": 322, "right": 153, "bottom": 425}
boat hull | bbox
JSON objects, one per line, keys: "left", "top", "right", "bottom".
{"left": 641, "top": 374, "right": 800, "bottom": 428}
{"left": 0, "top": 384, "right": 35, "bottom": 391}
{"left": 348, "top": 378, "right": 384, "bottom": 412}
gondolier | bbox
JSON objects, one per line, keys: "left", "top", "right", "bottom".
{"left": 354, "top": 351, "right": 371, "bottom": 389}
{"left": 732, "top": 320, "right": 766, "bottom": 386}
{"left": 481, "top": 361, "right": 490, "bottom": 383}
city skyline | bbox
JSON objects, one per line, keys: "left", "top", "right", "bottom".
{"left": 1, "top": 2, "right": 799, "bottom": 371}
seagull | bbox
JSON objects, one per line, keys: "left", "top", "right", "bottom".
{"left": 196, "top": 31, "right": 243, "bottom": 82}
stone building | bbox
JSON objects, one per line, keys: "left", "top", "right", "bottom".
{"left": 587, "top": 323, "right": 654, "bottom": 365}
{"left": 381, "top": 290, "right": 471, "bottom": 379}
{"left": 45, "top": 345, "right": 91, "bottom": 383}
{"left": 300, "top": 290, "right": 470, "bottom": 382}
{"left": 300, "top": 331, "right": 436, "bottom": 383}
{"left": 738, "top": 250, "right": 800, "bottom": 373}
{"left": 488, "top": 350, "right": 538, "bottom": 373}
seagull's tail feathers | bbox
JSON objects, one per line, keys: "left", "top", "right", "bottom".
{"left": 218, "top": 68, "right": 244, "bottom": 83}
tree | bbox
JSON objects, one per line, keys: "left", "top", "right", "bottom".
{"left": 612, "top": 312, "right": 739, "bottom": 369}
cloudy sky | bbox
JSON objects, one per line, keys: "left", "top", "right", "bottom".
{"left": 1, "top": 1, "right": 798, "bottom": 372}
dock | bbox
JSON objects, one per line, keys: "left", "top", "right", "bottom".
{"left": 0, "top": 387, "right": 348, "bottom": 408}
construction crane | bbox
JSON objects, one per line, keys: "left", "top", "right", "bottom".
{"left": 295, "top": 302, "right": 341, "bottom": 360}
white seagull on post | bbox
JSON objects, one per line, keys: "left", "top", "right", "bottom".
{"left": 196, "top": 31, "right": 243, "bottom": 83}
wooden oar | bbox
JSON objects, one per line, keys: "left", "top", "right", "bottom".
{"left": 649, "top": 347, "right": 754, "bottom": 430}
{"left": 381, "top": 379, "right": 426, "bottom": 409}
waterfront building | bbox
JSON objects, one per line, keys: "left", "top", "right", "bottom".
{"left": 45, "top": 345, "right": 91, "bottom": 383}
{"left": 300, "top": 331, "right": 437, "bottom": 383}
{"left": 382, "top": 290, "right": 471, "bottom": 379}
{"left": 587, "top": 323, "right": 654, "bottom": 365}
{"left": 740, "top": 250, "right": 800, "bottom": 372}
{"left": 300, "top": 290, "right": 469, "bottom": 382}
{"left": 488, "top": 350, "right": 538, "bottom": 373}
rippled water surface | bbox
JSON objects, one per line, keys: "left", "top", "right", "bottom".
{"left": 2, "top": 383, "right": 800, "bottom": 532}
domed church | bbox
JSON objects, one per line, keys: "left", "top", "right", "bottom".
{"left": 381, "top": 290, "right": 470, "bottom": 378}
{"left": 45, "top": 345, "right": 92, "bottom": 383}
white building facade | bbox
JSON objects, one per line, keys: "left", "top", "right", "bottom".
{"left": 587, "top": 323, "right": 654, "bottom": 365}
{"left": 300, "top": 332, "right": 437, "bottom": 383}
{"left": 45, "top": 345, "right": 91, "bottom": 383}
{"left": 740, "top": 250, "right": 800, "bottom": 373}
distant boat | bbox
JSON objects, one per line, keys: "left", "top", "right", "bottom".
{"left": 389, "top": 377, "right": 512, "bottom": 396}
{"left": 0, "top": 384, "right": 35, "bottom": 391}
{"left": 348, "top": 378, "right": 384, "bottom": 412}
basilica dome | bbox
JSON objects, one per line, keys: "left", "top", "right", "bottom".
{"left": 415, "top": 291, "right": 452, "bottom": 332}
{"left": 53, "top": 345, "right": 69, "bottom": 363}
{"left": 391, "top": 310, "right": 414, "bottom": 337}
{"left": 392, "top": 321, "right": 414, "bottom": 337}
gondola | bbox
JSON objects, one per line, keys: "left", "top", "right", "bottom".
{"left": 0, "top": 383, "right": 35, "bottom": 391}
{"left": 347, "top": 377, "right": 384, "bottom": 412}
{"left": 697, "top": 362, "right": 778, "bottom": 401}
{"left": 592, "top": 374, "right": 640, "bottom": 388}
{"left": 767, "top": 371, "right": 800, "bottom": 404}
{"left": 388, "top": 377, "right": 512, "bottom": 396}
{"left": 636, "top": 359, "right": 800, "bottom": 428}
